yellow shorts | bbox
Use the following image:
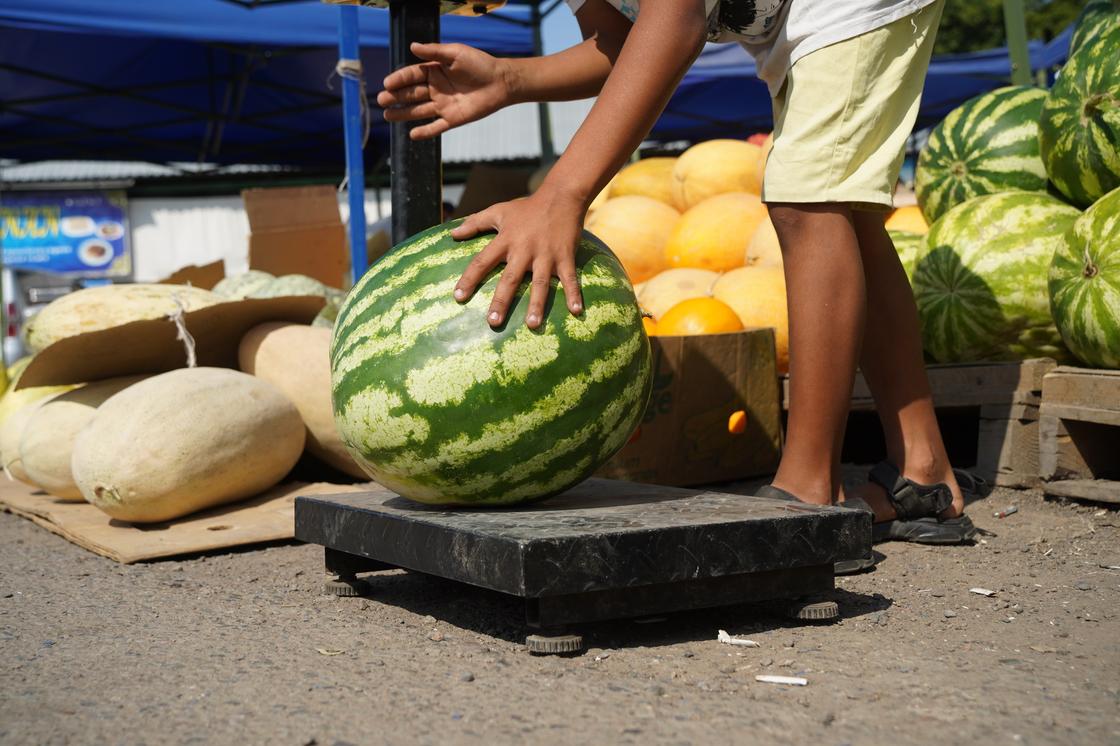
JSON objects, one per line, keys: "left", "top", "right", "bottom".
{"left": 762, "top": 0, "right": 944, "bottom": 209}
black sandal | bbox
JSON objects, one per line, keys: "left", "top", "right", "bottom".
{"left": 867, "top": 462, "right": 978, "bottom": 545}
{"left": 755, "top": 485, "right": 877, "bottom": 575}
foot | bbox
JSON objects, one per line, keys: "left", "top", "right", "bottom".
{"left": 847, "top": 462, "right": 965, "bottom": 522}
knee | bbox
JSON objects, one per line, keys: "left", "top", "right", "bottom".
{"left": 768, "top": 203, "right": 852, "bottom": 242}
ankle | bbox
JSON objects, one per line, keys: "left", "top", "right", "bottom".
{"left": 771, "top": 475, "right": 834, "bottom": 506}
{"left": 895, "top": 448, "right": 950, "bottom": 484}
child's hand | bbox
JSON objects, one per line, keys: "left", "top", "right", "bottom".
{"left": 451, "top": 191, "right": 586, "bottom": 330}
{"left": 377, "top": 42, "right": 513, "bottom": 140}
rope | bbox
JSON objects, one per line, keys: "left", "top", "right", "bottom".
{"left": 330, "top": 58, "right": 371, "bottom": 194}
{"left": 168, "top": 293, "right": 198, "bottom": 369}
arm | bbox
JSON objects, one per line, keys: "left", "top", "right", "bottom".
{"left": 454, "top": 0, "right": 709, "bottom": 327}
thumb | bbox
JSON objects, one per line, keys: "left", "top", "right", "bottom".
{"left": 450, "top": 209, "right": 497, "bottom": 241}
{"left": 410, "top": 42, "right": 461, "bottom": 66}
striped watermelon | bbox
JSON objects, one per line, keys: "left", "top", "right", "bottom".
{"left": 1049, "top": 186, "right": 1120, "bottom": 369}
{"left": 1070, "top": 0, "right": 1120, "bottom": 55}
{"left": 330, "top": 221, "right": 652, "bottom": 506}
{"left": 888, "top": 230, "right": 924, "bottom": 280}
{"left": 916, "top": 86, "right": 1049, "bottom": 223}
{"left": 1039, "top": 25, "right": 1120, "bottom": 208}
{"left": 912, "top": 192, "right": 1080, "bottom": 363}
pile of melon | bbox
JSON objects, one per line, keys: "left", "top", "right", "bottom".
{"left": 0, "top": 277, "right": 365, "bottom": 525}
{"left": 586, "top": 136, "right": 920, "bottom": 373}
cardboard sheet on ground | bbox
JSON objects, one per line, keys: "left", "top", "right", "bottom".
{"left": 16, "top": 295, "right": 324, "bottom": 388}
{"left": 0, "top": 479, "right": 369, "bottom": 563}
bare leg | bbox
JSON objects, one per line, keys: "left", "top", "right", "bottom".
{"left": 768, "top": 204, "right": 865, "bottom": 506}
{"left": 849, "top": 210, "right": 964, "bottom": 519}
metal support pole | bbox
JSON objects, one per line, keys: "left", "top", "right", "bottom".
{"left": 338, "top": 6, "right": 368, "bottom": 282}
{"left": 530, "top": 2, "right": 556, "bottom": 164}
{"left": 1002, "top": 0, "right": 1033, "bottom": 86}
{"left": 389, "top": 0, "right": 443, "bottom": 245}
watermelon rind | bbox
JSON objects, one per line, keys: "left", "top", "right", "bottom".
{"left": 916, "top": 86, "right": 1049, "bottom": 223}
{"left": 1039, "top": 25, "right": 1120, "bottom": 208}
{"left": 330, "top": 221, "right": 653, "bottom": 506}
{"left": 1049, "top": 186, "right": 1120, "bottom": 369}
{"left": 249, "top": 274, "right": 330, "bottom": 299}
{"left": 912, "top": 192, "right": 1080, "bottom": 363}
{"left": 212, "top": 270, "right": 274, "bottom": 299}
{"left": 1070, "top": 0, "right": 1120, "bottom": 55}
{"left": 888, "top": 230, "right": 924, "bottom": 280}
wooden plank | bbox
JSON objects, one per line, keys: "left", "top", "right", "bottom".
{"left": 976, "top": 412, "right": 1041, "bottom": 488}
{"left": 1042, "top": 367, "right": 1120, "bottom": 412}
{"left": 1043, "top": 479, "right": 1120, "bottom": 505}
{"left": 1039, "top": 403, "right": 1120, "bottom": 428}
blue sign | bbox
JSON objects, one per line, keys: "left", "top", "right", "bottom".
{"left": 0, "top": 191, "right": 131, "bottom": 277}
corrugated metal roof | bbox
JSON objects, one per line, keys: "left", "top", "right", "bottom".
{"left": 0, "top": 161, "right": 295, "bottom": 185}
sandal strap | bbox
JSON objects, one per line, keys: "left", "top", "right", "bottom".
{"left": 868, "top": 462, "right": 952, "bottom": 521}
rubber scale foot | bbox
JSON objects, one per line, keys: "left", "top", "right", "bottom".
{"left": 786, "top": 599, "right": 839, "bottom": 622}
{"left": 525, "top": 633, "right": 583, "bottom": 655}
{"left": 324, "top": 578, "right": 370, "bottom": 597}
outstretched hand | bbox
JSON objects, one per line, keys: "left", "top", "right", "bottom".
{"left": 377, "top": 42, "right": 513, "bottom": 140}
{"left": 451, "top": 192, "right": 586, "bottom": 330}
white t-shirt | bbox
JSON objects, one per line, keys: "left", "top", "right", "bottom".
{"left": 565, "top": 0, "right": 939, "bottom": 94}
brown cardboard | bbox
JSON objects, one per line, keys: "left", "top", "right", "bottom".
{"left": 158, "top": 260, "right": 225, "bottom": 290}
{"left": 451, "top": 163, "right": 536, "bottom": 218}
{"left": 243, "top": 185, "right": 348, "bottom": 288}
{"left": 597, "top": 329, "right": 782, "bottom": 487}
{"left": 16, "top": 295, "right": 324, "bottom": 389}
{"left": 0, "top": 479, "right": 369, "bottom": 563}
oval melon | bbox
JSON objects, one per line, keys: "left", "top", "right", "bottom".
{"left": 1, "top": 402, "right": 53, "bottom": 486}
{"left": 611, "top": 157, "right": 677, "bottom": 205}
{"left": 745, "top": 214, "right": 783, "bottom": 268}
{"left": 585, "top": 196, "right": 680, "bottom": 283}
{"left": 638, "top": 268, "right": 720, "bottom": 320}
{"left": 239, "top": 323, "right": 366, "bottom": 479}
{"left": 212, "top": 270, "right": 275, "bottom": 300}
{"left": 666, "top": 192, "right": 766, "bottom": 272}
{"left": 711, "top": 266, "right": 790, "bottom": 373}
{"left": 72, "top": 368, "right": 306, "bottom": 523}
{"left": 249, "top": 274, "right": 329, "bottom": 299}
{"left": 21, "top": 376, "right": 148, "bottom": 500}
{"left": 672, "top": 140, "right": 764, "bottom": 210}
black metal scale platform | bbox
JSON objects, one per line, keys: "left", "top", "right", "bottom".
{"left": 295, "top": 479, "right": 869, "bottom": 652}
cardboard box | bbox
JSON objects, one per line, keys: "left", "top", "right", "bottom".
{"left": 242, "top": 185, "right": 348, "bottom": 288}
{"left": 158, "top": 260, "right": 225, "bottom": 290}
{"left": 597, "top": 329, "right": 782, "bottom": 487}
{"left": 451, "top": 163, "right": 536, "bottom": 219}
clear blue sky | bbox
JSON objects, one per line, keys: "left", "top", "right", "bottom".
{"left": 541, "top": 4, "right": 582, "bottom": 54}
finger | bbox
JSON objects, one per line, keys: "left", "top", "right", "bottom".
{"left": 381, "top": 63, "right": 428, "bottom": 92}
{"left": 410, "top": 42, "right": 464, "bottom": 66}
{"left": 376, "top": 83, "right": 430, "bottom": 108}
{"left": 409, "top": 118, "right": 451, "bottom": 140}
{"left": 454, "top": 239, "right": 505, "bottom": 303}
{"left": 488, "top": 255, "right": 529, "bottom": 328}
{"left": 525, "top": 259, "right": 553, "bottom": 329}
{"left": 382, "top": 102, "right": 439, "bottom": 123}
{"left": 557, "top": 258, "right": 584, "bottom": 316}
{"left": 450, "top": 208, "right": 498, "bottom": 240}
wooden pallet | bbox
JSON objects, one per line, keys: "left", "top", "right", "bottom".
{"left": 781, "top": 358, "right": 1056, "bottom": 487}
{"left": 1039, "top": 367, "right": 1120, "bottom": 505}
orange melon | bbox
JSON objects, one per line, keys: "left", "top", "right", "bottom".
{"left": 638, "top": 268, "right": 720, "bottom": 320}
{"left": 656, "top": 297, "right": 745, "bottom": 336}
{"left": 711, "top": 266, "right": 789, "bottom": 373}
{"left": 585, "top": 196, "right": 680, "bottom": 283}
{"left": 885, "top": 205, "right": 929, "bottom": 234}
{"left": 745, "top": 213, "right": 783, "bottom": 268}
{"left": 641, "top": 316, "right": 658, "bottom": 336}
{"left": 666, "top": 192, "right": 766, "bottom": 272}
{"left": 756, "top": 133, "right": 773, "bottom": 190}
{"left": 612, "top": 157, "right": 677, "bottom": 206}
{"left": 671, "top": 140, "right": 764, "bottom": 210}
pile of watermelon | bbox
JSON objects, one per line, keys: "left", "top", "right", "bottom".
{"left": 909, "top": 2, "right": 1119, "bottom": 370}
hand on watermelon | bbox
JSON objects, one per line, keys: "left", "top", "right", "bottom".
{"left": 451, "top": 193, "right": 586, "bottom": 329}
{"left": 377, "top": 42, "right": 511, "bottom": 140}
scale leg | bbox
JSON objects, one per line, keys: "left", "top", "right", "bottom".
{"left": 784, "top": 597, "right": 840, "bottom": 622}
{"left": 323, "top": 547, "right": 374, "bottom": 597}
{"left": 525, "top": 630, "right": 584, "bottom": 656}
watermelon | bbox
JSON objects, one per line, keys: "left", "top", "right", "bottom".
{"left": 916, "top": 86, "right": 1049, "bottom": 223}
{"left": 249, "top": 273, "right": 330, "bottom": 299}
{"left": 1049, "top": 186, "right": 1120, "bottom": 369}
{"left": 1070, "top": 0, "right": 1120, "bottom": 55}
{"left": 912, "top": 192, "right": 1080, "bottom": 363}
{"left": 888, "top": 230, "right": 924, "bottom": 280}
{"left": 1039, "top": 25, "right": 1120, "bottom": 208}
{"left": 212, "top": 270, "right": 274, "bottom": 299}
{"left": 330, "top": 221, "right": 652, "bottom": 506}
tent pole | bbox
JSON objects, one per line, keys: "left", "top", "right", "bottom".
{"left": 531, "top": 2, "right": 555, "bottom": 164}
{"left": 389, "top": 0, "right": 443, "bottom": 245}
{"left": 338, "top": 5, "right": 368, "bottom": 282}
{"left": 1002, "top": 0, "right": 1032, "bottom": 86}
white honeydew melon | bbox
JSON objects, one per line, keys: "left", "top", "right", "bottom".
{"left": 72, "top": 367, "right": 306, "bottom": 523}
{"left": 1, "top": 401, "right": 56, "bottom": 486}
{"left": 0, "top": 381, "right": 80, "bottom": 440}
{"left": 239, "top": 323, "right": 366, "bottom": 479}
{"left": 24, "top": 284, "right": 223, "bottom": 353}
{"left": 21, "top": 376, "right": 148, "bottom": 500}
{"left": 637, "top": 268, "right": 720, "bottom": 320}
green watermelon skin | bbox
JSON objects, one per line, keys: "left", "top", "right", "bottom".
{"left": 1039, "top": 25, "right": 1120, "bottom": 208}
{"left": 1049, "top": 186, "right": 1120, "bottom": 368}
{"left": 330, "top": 221, "right": 652, "bottom": 506}
{"left": 1070, "top": 0, "right": 1120, "bottom": 55}
{"left": 916, "top": 86, "right": 1049, "bottom": 223}
{"left": 913, "top": 192, "right": 1080, "bottom": 363}
{"left": 250, "top": 274, "right": 329, "bottom": 299}
{"left": 888, "top": 230, "right": 925, "bottom": 280}
{"left": 212, "top": 270, "right": 274, "bottom": 299}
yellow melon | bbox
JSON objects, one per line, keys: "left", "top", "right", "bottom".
{"left": 885, "top": 205, "right": 928, "bottom": 234}
{"left": 656, "top": 297, "right": 744, "bottom": 336}
{"left": 671, "top": 139, "right": 764, "bottom": 210}
{"left": 756, "top": 133, "right": 773, "bottom": 189}
{"left": 641, "top": 316, "right": 658, "bottom": 336}
{"left": 666, "top": 192, "right": 766, "bottom": 272}
{"left": 745, "top": 214, "right": 783, "bottom": 268}
{"left": 585, "top": 196, "right": 680, "bottom": 283}
{"left": 611, "top": 157, "right": 677, "bottom": 206}
{"left": 711, "top": 266, "right": 789, "bottom": 373}
{"left": 584, "top": 177, "right": 615, "bottom": 224}
{"left": 638, "top": 268, "right": 719, "bottom": 320}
